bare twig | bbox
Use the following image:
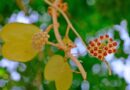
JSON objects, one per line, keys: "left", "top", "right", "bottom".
{"left": 51, "top": 0, "right": 65, "bottom": 47}
{"left": 67, "top": 52, "right": 87, "bottom": 80}
{"left": 44, "top": 0, "right": 87, "bottom": 80}
{"left": 45, "top": 24, "right": 53, "bottom": 33}
{"left": 65, "top": 25, "right": 70, "bottom": 37}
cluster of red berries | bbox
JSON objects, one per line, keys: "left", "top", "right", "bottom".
{"left": 87, "top": 34, "right": 117, "bottom": 60}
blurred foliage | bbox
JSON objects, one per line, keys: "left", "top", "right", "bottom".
{"left": 0, "top": 0, "right": 129, "bottom": 90}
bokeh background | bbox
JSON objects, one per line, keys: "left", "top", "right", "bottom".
{"left": 0, "top": 0, "right": 130, "bottom": 90}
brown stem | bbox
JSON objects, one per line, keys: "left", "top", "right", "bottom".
{"left": 71, "top": 70, "right": 81, "bottom": 74}
{"left": 51, "top": 1, "right": 65, "bottom": 47}
{"left": 67, "top": 53, "right": 87, "bottom": 80}
{"left": 16, "top": 0, "right": 28, "bottom": 14}
{"left": 44, "top": 0, "right": 87, "bottom": 48}
{"left": 45, "top": 24, "right": 53, "bottom": 33}
{"left": 47, "top": 41, "right": 62, "bottom": 48}
{"left": 44, "top": 0, "right": 87, "bottom": 80}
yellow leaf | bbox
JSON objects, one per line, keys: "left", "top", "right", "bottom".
{"left": 44, "top": 55, "right": 72, "bottom": 90}
{"left": 0, "top": 23, "right": 40, "bottom": 62}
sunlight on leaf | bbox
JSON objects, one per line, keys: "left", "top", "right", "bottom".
{"left": 44, "top": 55, "right": 73, "bottom": 90}
{"left": 0, "top": 23, "right": 40, "bottom": 62}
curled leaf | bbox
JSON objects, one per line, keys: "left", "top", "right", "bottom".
{"left": 44, "top": 55, "right": 72, "bottom": 90}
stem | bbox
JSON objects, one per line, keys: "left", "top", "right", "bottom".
{"left": 67, "top": 53, "right": 87, "bottom": 80}
{"left": 34, "top": 70, "right": 43, "bottom": 90}
{"left": 44, "top": 0, "right": 87, "bottom": 48}
{"left": 34, "top": 53, "right": 45, "bottom": 90}
{"left": 47, "top": 41, "right": 61, "bottom": 48}
{"left": 45, "top": 24, "right": 53, "bottom": 33}
{"left": 103, "top": 59, "right": 112, "bottom": 75}
{"left": 71, "top": 70, "right": 81, "bottom": 74}
{"left": 65, "top": 25, "right": 70, "bottom": 37}
{"left": 51, "top": 1, "right": 65, "bottom": 47}
{"left": 44, "top": 0, "right": 87, "bottom": 80}
{"left": 16, "top": 0, "right": 27, "bottom": 14}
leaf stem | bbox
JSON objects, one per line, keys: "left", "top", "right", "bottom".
{"left": 67, "top": 53, "right": 87, "bottom": 80}
{"left": 44, "top": 24, "right": 53, "bottom": 33}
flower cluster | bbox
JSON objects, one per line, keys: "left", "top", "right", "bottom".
{"left": 48, "top": 0, "right": 68, "bottom": 16}
{"left": 32, "top": 31, "right": 50, "bottom": 51}
{"left": 87, "top": 34, "right": 118, "bottom": 60}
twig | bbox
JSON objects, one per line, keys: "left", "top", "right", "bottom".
{"left": 44, "top": 0, "right": 87, "bottom": 48}
{"left": 45, "top": 24, "right": 53, "bottom": 33}
{"left": 51, "top": 0, "right": 65, "bottom": 47}
{"left": 65, "top": 25, "right": 70, "bottom": 37}
{"left": 67, "top": 52, "right": 87, "bottom": 80}
{"left": 71, "top": 70, "right": 81, "bottom": 74}
{"left": 44, "top": 0, "right": 87, "bottom": 80}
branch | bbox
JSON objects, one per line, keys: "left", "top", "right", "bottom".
{"left": 67, "top": 52, "right": 87, "bottom": 80}
{"left": 44, "top": 0, "right": 87, "bottom": 49}
{"left": 65, "top": 25, "right": 70, "bottom": 37}
{"left": 44, "top": 24, "right": 53, "bottom": 33}
{"left": 103, "top": 59, "right": 112, "bottom": 75}
{"left": 51, "top": 0, "right": 65, "bottom": 47}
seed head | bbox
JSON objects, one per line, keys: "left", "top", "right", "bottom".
{"left": 87, "top": 34, "right": 117, "bottom": 60}
{"left": 32, "top": 32, "right": 49, "bottom": 51}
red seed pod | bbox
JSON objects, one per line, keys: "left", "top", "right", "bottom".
{"left": 94, "top": 53, "right": 97, "bottom": 56}
{"left": 100, "top": 35, "right": 104, "bottom": 39}
{"left": 90, "top": 42, "right": 95, "bottom": 46}
{"left": 109, "top": 38, "right": 113, "bottom": 42}
{"left": 108, "top": 43, "right": 113, "bottom": 48}
{"left": 104, "top": 47, "right": 108, "bottom": 50}
{"left": 113, "top": 42, "right": 117, "bottom": 46}
{"left": 94, "top": 38, "right": 98, "bottom": 42}
{"left": 113, "top": 49, "right": 116, "bottom": 53}
{"left": 94, "top": 47, "right": 98, "bottom": 50}
{"left": 105, "top": 34, "right": 109, "bottom": 38}
{"left": 98, "top": 55, "right": 102, "bottom": 59}
{"left": 90, "top": 50, "right": 94, "bottom": 54}
{"left": 97, "top": 42, "right": 101, "bottom": 46}
{"left": 89, "top": 41, "right": 93, "bottom": 44}
{"left": 98, "top": 50, "right": 102, "bottom": 53}
{"left": 103, "top": 52, "right": 107, "bottom": 56}
{"left": 108, "top": 49, "right": 112, "bottom": 54}
{"left": 87, "top": 46, "right": 91, "bottom": 50}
